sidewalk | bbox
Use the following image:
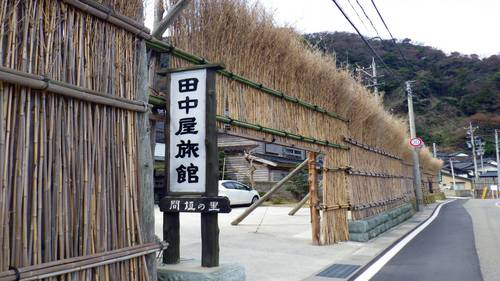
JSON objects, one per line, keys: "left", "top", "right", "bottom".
{"left": 154, "top": 200, "right": 447, "bottom": 281}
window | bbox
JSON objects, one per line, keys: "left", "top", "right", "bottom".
{"left": 271, "top": 170, "right": 288, "bottom": 182}
{"left": 265, "top": 144, "right": 282, "bottom": 155}
{"left": 283, "top": 147, "right": 305, "bottom": 160}
{"left": 233, "top": 182, "right": 250, "bottom": 191}
{"left": 454, "top": 182, "right": 465, "bottom": 190}
{"left": 222, "top": 182, "right": 236, "bottom": 189}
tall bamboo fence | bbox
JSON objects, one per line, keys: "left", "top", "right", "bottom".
{"left": 0, "top": 0, "right": 152, "bottom": 279}
{"left": 160, "top": 0, "right": 442, "bottom": 243}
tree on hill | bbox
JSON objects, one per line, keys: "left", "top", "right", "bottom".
{"left": 304, "top": 32, "right": 500, "bottom": 156}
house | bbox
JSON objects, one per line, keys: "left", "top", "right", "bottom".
{"left": 474, "top": 171, "right": 499, "bottom": 198}
{"left": 477, "top": 159, "right": 498, "bottom": 175}
{"left": 441, "top": 156, "right": 497, "bottom": 178}
{"left": 219, "top": 133, "right": 305, "bottom": 184}
{"left": 441, "top": 170, "right": 473, "bottom": 190}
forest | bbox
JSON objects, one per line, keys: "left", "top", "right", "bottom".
{"left": 305, "top": 32, "right": 500, "bottom": 156}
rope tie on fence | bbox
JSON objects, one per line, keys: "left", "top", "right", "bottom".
{"left": 319, "top": 203, "right": 351, "bottom": 211}
{"left": 41, "top": 76, "right": 50, "bottom": 90}
{"left": 8, "top": 266, "right": 20, "bottom": 281}
{"left": 323, "top": 166, "right": 351, "bottom": 172}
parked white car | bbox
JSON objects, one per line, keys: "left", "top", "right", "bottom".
{"left": 218, "top": 180, "right": 260, "bottom": 206}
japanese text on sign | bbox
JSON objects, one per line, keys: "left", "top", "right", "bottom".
{"left": 169, "top": 70, "right": 207, "bottom": 193}
{"left": 159, "top": 197, "right": 231, "bottom": 213}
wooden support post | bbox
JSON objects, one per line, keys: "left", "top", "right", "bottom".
{"left": 231, "top": 159, "right": 309, "bottom": 225}
{"left": 288, "top": 193, "right": 310, "bottom": 216}
{"left": 201, "top": 68, "right": 219, "bottom": 267}
{"left": 308, "top": 151, "right": 321, "bottom": 245}
{"left": 137, "top": 33, "right": 156, "bottom": 279}
{"left": 163, "top": 213, "right": 180, "bottom": 264}
{"left": 162, "top": 49, "right": 178, "bottom": 265}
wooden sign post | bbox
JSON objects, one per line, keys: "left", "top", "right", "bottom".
{"left": 159, "top": 64, "right": 229, "bottom": 267}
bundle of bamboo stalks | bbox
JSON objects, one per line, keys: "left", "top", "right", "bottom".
{"left": 0, "top": 0, "right": 149, "bottom": 280}
{"left": 165, "top": 0, "right": 442, "bottom": 242}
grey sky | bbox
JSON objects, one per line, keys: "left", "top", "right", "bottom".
{"left": 261, "top": 0, "right": 500, "bottom": 57}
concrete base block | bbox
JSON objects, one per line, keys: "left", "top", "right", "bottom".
{"left": 349, "top": 203, "right": 415, "bottom": 242}
{"left": 157, "top": 260, "right": 245, "bottom": 281}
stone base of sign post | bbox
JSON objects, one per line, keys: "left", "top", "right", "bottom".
{"left": 157, "top": 260, "right": 245, "bottom": 281}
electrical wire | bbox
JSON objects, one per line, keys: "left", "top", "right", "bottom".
{"left": 355, "top": 0, "right": 385, "bottom": 47}
{"left": 346, "top": 0, "right": 371, "bottom": 35}
{"left": 370, "top": 0, "right": 410, "bottom": 66}
{"left": 330, "top": 0, "right": 395, "bottom": 75}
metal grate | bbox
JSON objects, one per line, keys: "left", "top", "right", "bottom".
{"left": 316, "top": 264, "right": 360, "bottom": 279}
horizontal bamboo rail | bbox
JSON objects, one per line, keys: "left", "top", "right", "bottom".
{"left": 318, "top": 203, "right": 350, "bottom": 211}
{"left": 0, "top": 242, "right": 167, "bottom": 281}
{"left": 147, "top": 95, "right": 349, "bottom": 150}
{"left": 350, "top": 195, "right": 409, "bottom": 211}
{"left": 344, "top": 137, "right": 402, "bottom": 160}
{"left": 0, "top": 67, "right": 148, "bottom": 112}
{"left": 62, "top": 0, "right": 152, "bottom": 39}
{"left": 347, "top": 169, "right": 412, "bottom": 179}
{"left": 216, "top": 116, "right": 349, "bottom": 150}
{"left": 78, "top": 0, "right": 150, "bottom": 31}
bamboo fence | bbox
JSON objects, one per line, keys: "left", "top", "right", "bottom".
{"left": 162, "top": 0, "right": 443, "bottom": 243}
{"left": 0, "top": 0, "right": 151, "bottom": 280}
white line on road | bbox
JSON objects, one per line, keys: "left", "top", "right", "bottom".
{"left": 495, "top": 202, "right": 500, "bottom": 208}
{"left": 353, "top": 199, "right": 456, "bottom": 281}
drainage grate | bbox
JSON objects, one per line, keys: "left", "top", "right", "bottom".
{"left": 316, "top": 264, "right": 360, "bottom": 279}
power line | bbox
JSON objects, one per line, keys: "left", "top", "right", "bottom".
{"left": 345, "top": 0, "right": 370, "bottom": 35}
{"left": 355, "top": 0, "right": 384, "bottom": 44}
{"left": 329, "top": 0, "right": 395, "bottom": 75}
{"left": 370, "top": 0, "right": 410, "bottom": 66}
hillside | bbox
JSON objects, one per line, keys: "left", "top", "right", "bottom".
{"left": 304, "top": 32, "right": 500, "bottom": 156}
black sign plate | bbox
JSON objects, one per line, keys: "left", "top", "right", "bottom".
{"left": 159, "top": 196, "right": 231, "bottom": 213}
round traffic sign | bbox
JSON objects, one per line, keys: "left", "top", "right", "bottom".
{"left": 409, "top": 137, "right": 424, "bottom": 148}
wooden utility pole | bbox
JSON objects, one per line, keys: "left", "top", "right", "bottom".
{"left": 495, "top": 129, "right": 499, "bottom": 199}
{"left": 308, "top": 152, "right": 321, "bottom": 245}
{"left": 449, "top": 158, "right": 456, "bottom": 190}
{"left": 371, "top": 57, "right": 378, "bottom": 95}
{"left": 406, "top": 81, "right": 423, "bottom": 211}
{"left": 467, "top": 122, "right": 479, "bottom": 197}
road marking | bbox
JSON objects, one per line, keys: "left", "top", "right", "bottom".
{"left": 353, "top": 199, "right": 456, "bottom": 281}
{"left": 495, "top": 202, "right": 500, "bottom": 208}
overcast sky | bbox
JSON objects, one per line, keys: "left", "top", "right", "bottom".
{"left": 260, "top": 0, "right": 500, "bottom": 57}
{"left": 145, "top": 0, "right": 499, "bottom": 57}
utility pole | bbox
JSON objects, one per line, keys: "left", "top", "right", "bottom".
{"left": 372, "top": 57, "right": 378, "bottom": 95}
{"left": 406, "top": 81, "right": 423, "bottom": 211}
{"left": 433, "top": 143, "right": 442, "bottom": 187}
{"left": 495, "top": 129, "right": 499, "bottom": 199}
{"left": 467, "top": 122, "right": 479, "bottom": 197}
{"left": 449, "top": 158, "right": 457, "bottom": 190}
{"left": 355, "top": 57, "right": 382, "bottom": 94}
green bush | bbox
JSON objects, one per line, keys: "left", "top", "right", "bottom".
{"left": 286, "top": 170, "right": 309, "bottom": 199}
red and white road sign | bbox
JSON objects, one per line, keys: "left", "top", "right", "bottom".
{"left": 409, "top": 137, "right": 424, "bottom": 148}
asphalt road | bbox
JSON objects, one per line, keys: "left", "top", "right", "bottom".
{"left": 464, "top": 199, "right": 500, "bottom": 281}
{"left": 371, "top": 199, "right": 484, "bottom": 281}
